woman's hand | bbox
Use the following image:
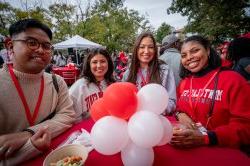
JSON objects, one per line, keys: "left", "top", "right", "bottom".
{"left": 0, "top": 131, "right": 32, "bottom": 159}
{"left": 177, "top": 113, "right": 197, "bottom": 129}
{"left": 170, "top": 128, "right": 205, "bottom": 148}
{"left": 30, "top": 126, "right": 51, "bottom": 152}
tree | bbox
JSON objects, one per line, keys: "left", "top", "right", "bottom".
{"left": 168, "top": 0, "right": 250, "bottom": 43}
{"left": 76, "top": 0, "right": 148, "bottom": 52}
{"left": 48, "top": 3, "right": 76, "bottom": 42}
{"left": 155, "top": 23, "right": 172, "bottom": 44}
{"left": 0, "top": 0, "right": 149, "bottom": 52}
{"left": 0, "top": 2, "right": 16, "bottom": 36}
{"left": 14, "top": 7, "right": 51, "bottom": 27}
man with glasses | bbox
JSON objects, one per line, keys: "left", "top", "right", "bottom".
{"left": 0, "top": 19, "right": 76, "bottom": 165}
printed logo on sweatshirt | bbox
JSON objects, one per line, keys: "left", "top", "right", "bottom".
{"left": 179, "top": 88, "right": 223, "bottom": 104}
{"left": 85, "top": 92, "right": 103, "bottom": 111}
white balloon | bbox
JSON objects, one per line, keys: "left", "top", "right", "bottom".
{"left": 157, "top": 116, "right": 173, "bottom": 146}
{"left": 121, "top": 141, "right": 154, "bottom": 166}
{"left": 91, "top": 116, "right": 129, "bottom": 155}
{"left": 128, "top": 111, "right": 164, "bottom": 148}
{"left": 137, "top": 83, "right": 169, "bottom": 115}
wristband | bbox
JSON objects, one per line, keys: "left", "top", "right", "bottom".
{"left": 207, "top": 131, "right": 218, "bottom": 146}
{"left": 22, "top": 128, "right": 35, "bottom": 135}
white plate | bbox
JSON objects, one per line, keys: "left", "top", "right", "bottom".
{"left": 43, "top": 144, "right": 88, "bottom": 166}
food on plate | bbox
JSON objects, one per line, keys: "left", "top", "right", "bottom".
{"left": 50, "top": 156, "right": 84, "bottom": 166}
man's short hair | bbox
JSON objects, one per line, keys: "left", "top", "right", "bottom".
{"left": 9, "top": 19, "right": 52, "bottom": 40}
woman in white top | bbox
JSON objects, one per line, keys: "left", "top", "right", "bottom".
{"left": 69, "top": 48, "right": 115, "bottom": 122}
{"left": 122, "top": 32, "right": 176, "bottom": 114}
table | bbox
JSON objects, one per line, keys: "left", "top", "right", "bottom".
{"left": 23, "top": 117, "right": 250, "bottom": 166}
{"left": 52, "top": 66, "right": 80, "bottom": 85}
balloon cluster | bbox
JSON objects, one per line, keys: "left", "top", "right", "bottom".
{"left": 90, "top": 82, "right": 172, "bottom": 166}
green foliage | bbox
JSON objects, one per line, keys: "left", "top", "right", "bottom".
{"left": 14, "top": 7, "right": 52, "bottom": 28}
{"left": 76, "top": 0, "right": 147, "bottom": 52}
{"left": 155, "top": 23, "right": 172, "bottom": 43}
{"left": 0, "top": 0, "right": 149, "bottom": 52}
{"left": 0, "top": 2, "right": 16, "bottom": 36}
{"left": 168, "top": 0, "right": 250, "bottom": 43}
{"left": 48, "top": 3, "right": 76, "bottom": 42}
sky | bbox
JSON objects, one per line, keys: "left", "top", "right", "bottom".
{"left": 4, "top": 0, "right": 188, "bottom": 30}
{"left": 124, "top": 0, "right": 188, "bottom": 30}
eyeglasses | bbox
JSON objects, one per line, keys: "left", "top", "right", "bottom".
{"left": 13, "top": 38, "right": 53, "bottom": 52}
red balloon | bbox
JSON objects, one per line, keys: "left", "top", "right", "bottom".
{"left": 90, "top": 98, "right": 110, "bottom": 122}
{"left": 103, "top": 82, "right": 137, "bottom": 120}
{"left": 121, "top": 82, "right": 138, "bottom": 94}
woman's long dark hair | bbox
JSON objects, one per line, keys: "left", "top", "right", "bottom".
{"left": 81, "top": 48, "right": 115, "bottom": 85}
{"left": 179, "top": 35, "right": 221, "bottom": 78}
{"left": 126, "top": 32, "right": 163, "bottom": 84}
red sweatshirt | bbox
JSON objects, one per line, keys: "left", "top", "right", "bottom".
{"left": 177, "top": 68, "right": 250, "bottom": 147}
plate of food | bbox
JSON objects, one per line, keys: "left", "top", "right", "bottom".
{"left": 43, "top": 144, "right": 88, "bottom": 166}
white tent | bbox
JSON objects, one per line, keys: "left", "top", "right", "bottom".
{"left": 53, "top": 35, "right": 102, "bottom": 49}
{"left": 53, "top": 35, "right": 103, "bottom": 64}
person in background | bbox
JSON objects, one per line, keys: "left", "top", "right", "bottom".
{"left": 0, "top": 55, "right": 4, "bottom": 68}
{"left": 218, "top": 41, "right": 233, "bottom": 68}
{"left": 159, "top": 34, "right": 182, "bottom": 86}
{"left": 122, "top": 32, "right": 176, "bottom": 114}
{"left": 69, "top": 48, "right": 115, "bottom": 122}
{"left": 0, "top": 19, "right": 76, "bottom": 165}
{"left": 0, "top": 37, "right": 12, "bottom": 64}
{"left": 55, "top": 52, "right": 66, "bottom": 67}
{"left": 67, "top": 55, "right": 73, "bottom": 64}
{"left": 227, "top": 37, "right": 250, "bottom": 82}
{"left": 115, "top": 51, "right": 128, "bottom": 81}
{"left": 171, "top": 35, "right": 250, "bottom": 149}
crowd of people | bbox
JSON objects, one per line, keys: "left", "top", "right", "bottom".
{"left": 0, "top": 18, "right": 249, "bottom": 165}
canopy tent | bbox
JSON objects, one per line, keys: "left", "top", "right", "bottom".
{"left": 53, "top": 35, "right": 102, "bottom": 64}
{"left": 53, "top": 35, "right": 102, "bottom": 49}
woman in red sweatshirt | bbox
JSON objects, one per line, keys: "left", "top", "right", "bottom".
{"left": 171, "top": 35, "right": 250, "bottom": 149}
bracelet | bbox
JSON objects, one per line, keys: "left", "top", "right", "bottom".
{"left": 22, "top": 128, "right": 35, "bottom": 135}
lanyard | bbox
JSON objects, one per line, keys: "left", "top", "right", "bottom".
{"left": 8, "top": 64, "right": 44, "bottom": 126}
{"left": 138, "top": 68, "right": 150, "bottom": 87}
{"left": 189, "top": 70, "right": 219, "bottom": 120}
{"left": 96, "top": 82, "right": 103, "bottom": 93}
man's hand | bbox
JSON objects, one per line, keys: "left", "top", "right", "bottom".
{"left": 30, "top": 126, "right": 51, "bottom": 152}
{"left": 170, "top": 128, "right": 205, "bottom": 148}
{"left": 0, "top": 131, "right": 32, "bottom": 159}
{"left": 177, "top": 113, "right": 197, "bottom": 129}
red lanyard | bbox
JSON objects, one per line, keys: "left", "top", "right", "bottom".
{"left": 8, "top": 64, "right": 44, "bottom": 126}
{"left": 189, "top": 70, "right": 219, "bottom": 119}
{"left": 96, "top": 82, "right": 103, "bottom": 93}
{"left": 138, "top": 68, "right": 150, "bottom": 87}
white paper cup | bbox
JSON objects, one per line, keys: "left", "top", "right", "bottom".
{"left": 43, "top": 144, "right": 88, "bottom": 166}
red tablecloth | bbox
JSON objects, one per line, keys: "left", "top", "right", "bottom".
{"left": 23, "top": 118, "right": 250, "bottom": 166}
{"left": 52, "top": 67, "right": 80, "bottom": 85}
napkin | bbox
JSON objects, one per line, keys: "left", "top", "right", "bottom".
{"left": 58, "top": 129, "right": 94, "bottom": 152}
